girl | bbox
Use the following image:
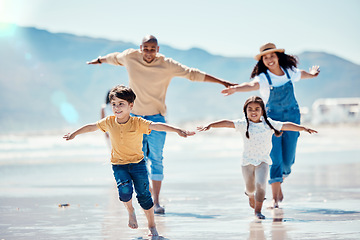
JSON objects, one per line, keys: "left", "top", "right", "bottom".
{"left": 221, "top": 43, "right": 320, "bottom": 208}
{"left": 197, "top": 96, "right": 317, "bottom": 219}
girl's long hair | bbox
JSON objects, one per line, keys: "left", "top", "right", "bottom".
{"left": 250, "top": 52, "right": 299, "bottom": 78}
{"left": 243, "top": 96, "right": 282, "bottom": 139}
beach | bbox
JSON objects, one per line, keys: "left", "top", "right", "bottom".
{"left": 1, "top": 125, "right": 360, "bottom": 240}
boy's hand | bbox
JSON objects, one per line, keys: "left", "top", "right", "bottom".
{"left": 63, "top": 133, "right": 75, "bottom": 141}
{"left": 177, "top": 130, "right": 196, "bottom": 138}
{"left": 304, "top": 128, "right": 318, "bottom": 134}
{"left": 197, "top": 126, "right": 210, "bottom": 132}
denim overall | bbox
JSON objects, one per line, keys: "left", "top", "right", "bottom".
{"left": 265, "top": 68, "right": 301, "bottom": 184}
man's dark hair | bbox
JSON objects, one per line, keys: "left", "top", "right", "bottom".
{"left": 142, "top": 35, "right": 158, "bottom": 45}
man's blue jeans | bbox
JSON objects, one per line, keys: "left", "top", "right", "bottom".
{"left": 130, "top": 113, "right": 167, "bottom": 181}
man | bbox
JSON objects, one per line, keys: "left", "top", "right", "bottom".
{"left": 88, "top": 35, "right": 235, "bottom": 214}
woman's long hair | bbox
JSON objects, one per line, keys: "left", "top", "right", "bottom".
{"left": 250, "top": 52, "right": 299, "bottom": 78}
{"left": 243, "top": 96, "right": 282, "bottom": 139}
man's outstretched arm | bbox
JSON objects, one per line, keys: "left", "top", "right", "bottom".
{"left": 204, "top": 74, "right": 237, "bottom": 88}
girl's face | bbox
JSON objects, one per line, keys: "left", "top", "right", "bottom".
{"left": 262, "top": 52, "right": 280, "bottom": 71}
{"left": 111, "top": 96, "right": 133, "bottom": 123}
{"left": 246, "top": 102, "right": 263, "bottom": 123}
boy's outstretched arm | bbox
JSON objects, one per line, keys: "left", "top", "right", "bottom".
{"left": 221, "top": 80, "right": 259, "bottom": 96}
{"left": 197, "top": 120, "right": 235, "bottom": 132}
{"left": 63, "top": 123, "right": 99, "bottom": 141}
{"left": 149, "top": 122, "right": 195, "bottom": 138}
{"left": 281, "top": 122, "right": 317, "bottom": 134}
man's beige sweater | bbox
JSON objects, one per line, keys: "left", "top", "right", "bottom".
{"left": 105, "top": 49, "right": 206, "bottom": 116}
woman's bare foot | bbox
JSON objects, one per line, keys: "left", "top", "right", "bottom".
{"left": 148, "top": 226, "right": 159, "bottom": 236}
{"left": 128, "top": 211, "right": 138, "bottom": 229}
{"left": 255, "top": 212, "right": 265, "bottom": 219}
{"left": 248, "top": 195, "right": 255, "bottom": 209}
{"left": 279, "top": 187, "right": 283, "bottom": 202}
{"left": 154, "top": 203, "right": 165, "bottom": 214}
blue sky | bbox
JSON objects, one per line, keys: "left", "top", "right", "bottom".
{"left": 1, "top": 0, "right": 360, "bottom": 64}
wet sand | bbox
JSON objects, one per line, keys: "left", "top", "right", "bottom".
{"left": 1, "top": 126, "right": 360, "bottom": 239}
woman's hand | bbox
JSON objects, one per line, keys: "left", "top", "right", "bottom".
{"left": 309, "top": 65, "right": 320, "bottom": 76}
{"left": 221, "top": 86, "right": 237, "bottom": 96}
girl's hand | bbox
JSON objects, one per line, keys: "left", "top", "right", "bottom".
{"left": 197, "top": 126, "right": 210, "bottom": 132}
{"left": 304, "top": 128, "right": 318, "bottom": 134}
{"left": 63, "top": 133, "right": 75, "bottom": 141}
{"left": 221, "top": 86, "right": 237, "bottom": 96}
{"left": 309, "top": 65, "right": 320, "bottom": 76}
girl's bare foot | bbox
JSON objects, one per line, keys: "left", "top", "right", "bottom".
{"left": 148, "top": 226, "right": 159, "bottom": 236}
{"left": 272, "top": 199, "right": 279, "bottom": 209}
{"left": 128, "top": 211, "right": 138, "bottom": 229}
{"left": 255, "top": 212, "right": 265, "bottom": 219}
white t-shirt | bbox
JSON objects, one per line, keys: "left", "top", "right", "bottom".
{"left": 233, "top": 117, "right": 283, "bottom": 166}
{"left": 253, "top": 68, "right": 301, "bottom": 104}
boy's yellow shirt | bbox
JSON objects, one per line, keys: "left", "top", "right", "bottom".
{"left": 96, "top": 116, "right": 152, "bottom": 165}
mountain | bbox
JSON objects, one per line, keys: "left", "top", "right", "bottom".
{"left": 1, "top": 24, "right": 359, "bottom": 134}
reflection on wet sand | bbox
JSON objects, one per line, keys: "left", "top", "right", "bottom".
{"left": 248, "top": 208, "right": 289, "bottom": 240}
{"left": 271, "top": 208, "right": 289, "bottom": 240}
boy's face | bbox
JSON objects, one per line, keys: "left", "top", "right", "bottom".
{"left": 140, "top": 41, "right": 159, "bottom": 63}
{"left": 110, "top": 96, "right": 133, "bottom": 122}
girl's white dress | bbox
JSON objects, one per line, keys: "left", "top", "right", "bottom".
{"left": 233, "top": 117, "right": 283, "bottom": 166}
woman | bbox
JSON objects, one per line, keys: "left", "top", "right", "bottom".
{"left": 221, "top": 43, "right": 320, "bottom": 208}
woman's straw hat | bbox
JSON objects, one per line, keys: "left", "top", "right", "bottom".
{"left": 254, "top": 43, "right": 285, "bottom": 61}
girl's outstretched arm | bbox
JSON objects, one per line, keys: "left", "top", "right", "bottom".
{"left": 221, "top": 80, "right": 259, "bottom": 96}
{"left": 281, "top": 122, "right": 317, "bottom": 134}
{"left": 63, "top": 123, "right": 99, "bottom": 140}
{"left": 149, "top": 122, "right": 195, "bottom": 138}
{"left": 197, "top": 120, "right": 235, "bottom": 132}
{"left": 301, "top": 65, "right": 320, "bottom": 79}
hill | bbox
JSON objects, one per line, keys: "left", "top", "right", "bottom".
{"left": 1, "top": 24, "right": 359, "bottom": 133}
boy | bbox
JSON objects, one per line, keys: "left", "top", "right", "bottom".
{"left": 87, "top": 35, "right": 236, "bottom": 213}
{"left": 63, "top": 85, "right": 195, "bottom": 236}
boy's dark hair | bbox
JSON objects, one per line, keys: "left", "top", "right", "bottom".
{"left": 109, "top": 85, "right": 136, "bottom": 103}
{"left": 243, "top": 96, "right": 282, "bottom": 139}
{"left": 250, "top": 52, "right": 299, "bottom": 78}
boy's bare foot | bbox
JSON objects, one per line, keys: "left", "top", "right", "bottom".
{"left": 154, "top": 204, "right": 165, "bottom": 214}
{"left": 255, "top": 212, "right": 265, "bottom": 219}
{"left": 248, "top": 195, "right": 255, "bottom": 209}
{"left": 128, "top": 211, "right": 138, "bottom": 229}
{"left": 148, "top": 226, "right": 159, "bottom": 236}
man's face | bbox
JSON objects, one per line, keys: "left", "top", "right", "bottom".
{"left": 140, "top": 41, "right": 159, "bottom": 63}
